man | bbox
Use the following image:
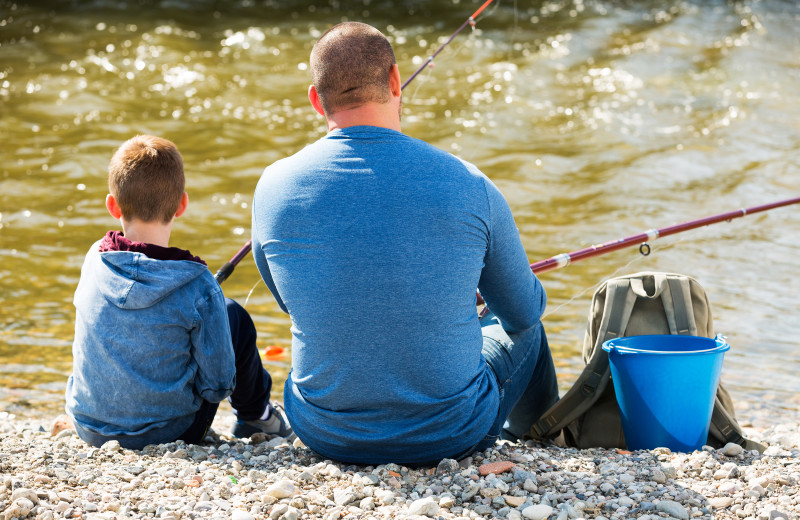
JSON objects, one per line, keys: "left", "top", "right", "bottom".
{"left": 252, "top": 21, "right": 558, "bottom": 465}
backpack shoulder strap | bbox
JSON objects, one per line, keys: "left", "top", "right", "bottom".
{"left": 709, "top": 396, "right": 766, "bottom": 452}
{"left": 709, "top": 399, "right": 745, "bottom": 445}
{"left": 628, "top": 272, "right": 696, "bottom": 336}
{"left": 664, "top": 274, "right": 697, "bottom": 336}
{"left": 529, "top": 278, "right": 637, "bottom": 439}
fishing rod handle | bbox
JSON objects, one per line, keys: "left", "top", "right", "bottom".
{"left": 214, "top": 262, "right": 234, "bottom": 284}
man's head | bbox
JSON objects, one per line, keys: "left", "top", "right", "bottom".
{"left": 107, "top": 135, "right": 185, "bottom": 224}
{"left": 310, "top": 22, "right": 397, "bottom": 116}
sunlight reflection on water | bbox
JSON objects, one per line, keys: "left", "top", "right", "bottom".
{"left": 0, "top": 0, "right": 798, "bottom": 423}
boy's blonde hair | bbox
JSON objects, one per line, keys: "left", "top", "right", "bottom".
{"left": 108, "top": 135, "right": 185, "bottom": 224}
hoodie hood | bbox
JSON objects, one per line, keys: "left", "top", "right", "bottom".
{"left": 84, "top": 233, "right": 213, "bottom": 310}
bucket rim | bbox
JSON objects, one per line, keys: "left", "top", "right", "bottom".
{"left": 602, "top": 335, "right": 729, "bottom": 355}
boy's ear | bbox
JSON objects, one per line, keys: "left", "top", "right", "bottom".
{"left": 174, "top": 192, "right": 189, "bottom": 218}
{"left": 105, "top": 194, "right": 122, "bottom": 219}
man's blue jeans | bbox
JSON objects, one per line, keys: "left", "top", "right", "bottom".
{"left": 453, "top": 311, "right": 559, "bottom": 457}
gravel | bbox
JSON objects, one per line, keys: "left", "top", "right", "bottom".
{"left": 1, "top": 410, "right": 798, "bottom": 520}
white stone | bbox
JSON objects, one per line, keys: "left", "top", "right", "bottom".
{"left": 522, "top": 504, "right": 554, "bottom": 520}
{"left": 720, "top": 442, "right": 744, "bottom": 457}
{"left": 333, "top": 489, "right": 356, "bottom": 506}
{"left": 100, "top": 440, "right": 121, "bottom": 452}
{"left": 11, "top": 488, "right": 39, "bottom": 505}
{"left": 359, "top": 496, "right": 375, "bottom": 510}
{"left": 618, "top": 496, "right": 635, "bottom": 507}
{"left": 709, "top": 497, "right": 734, "bottom": 509}
{"left": 407, "top": 497, "right": 439, "bottom": 517}
{"left": 375, "top": 489, "right": 395, "bottom": 505}
{"left": 324, "top": 464, "right": 342, "bottom": 477}
{"left": 656, "top": 500, "right": 689, "bottom": 520}
{"left": 231, "top": 509, "right": 255, "bottom": 520}
{"left": 268, "top": 504, "right": 288, "bottom": 520}
{"left": 265, "top": 479, "right": 296, "bottom": 499}
{"left": 4, "top": 498, "right": 34, "bottom": 520}
{"left": 439, "top": 495, "right": 456, "bottom": 509}
{"left": 660, "top": 465, "right": 678, "bottom": 478}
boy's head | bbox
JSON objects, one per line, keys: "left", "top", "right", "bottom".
{"left": 108, "top": 135, "right": 185, "bottom": 224}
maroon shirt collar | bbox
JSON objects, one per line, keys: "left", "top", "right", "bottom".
{"left": 99, "top": 230, "right": 207, "bottom": 266}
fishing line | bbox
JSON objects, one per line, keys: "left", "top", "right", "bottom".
{"left": 403, "top": 61, "right": 434, "bottom": 106}
{"left": 507, "top": 0, "right": 519, "bottom": 63}
{"left": 243, "top": 278, "right": 263, "bottom": 308}
{"left": 403, "top": 2, "right": 500, "bottom": 104}
{"left": 401, "top": 0, "right": 498, "bottom": 90}
{"left": 542, "top": 241, "right": 664, "bottom": 320}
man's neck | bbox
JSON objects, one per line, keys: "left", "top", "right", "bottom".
{"left": 325, "top": 102, "right": 402, "bottom": 132}
{"left": 119, "top": 218, "right": 174, "bottom": 248}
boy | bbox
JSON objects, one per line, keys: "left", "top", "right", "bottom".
{"left": 65, "top": 135, "right": 291, "bottom": 449}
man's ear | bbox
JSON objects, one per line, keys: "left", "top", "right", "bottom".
{"left": 389, "top": 64, "right": 402, "bottom": 97}
{"left": 308, "top": 85, "right": 326, "bottom": 116}
{"left": 106, "top": 194, "right": 122, "bottom": 219}
{"left": 174, "top": 192, "right": 189, "bottom": 218}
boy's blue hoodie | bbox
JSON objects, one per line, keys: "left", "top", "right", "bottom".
{"left": 65, "top": 232, "right": 236, "bottom": 448}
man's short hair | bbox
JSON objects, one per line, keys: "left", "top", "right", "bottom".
{"left": 108, "top": 135, "right": 185, "bottom": 224}
{"left": 310, "top": 22, "right": 397, "bottom": 115}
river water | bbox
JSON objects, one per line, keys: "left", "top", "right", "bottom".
{"left": 1, "top": 0, "right": 798, "bottom": 426}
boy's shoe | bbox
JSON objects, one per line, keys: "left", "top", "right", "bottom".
{"left": 231, "top": 403, "right": 294, "bottom": 439}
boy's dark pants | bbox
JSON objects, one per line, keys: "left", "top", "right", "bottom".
{"left": 178, "top": 298, "right": 272, "bottom": 443}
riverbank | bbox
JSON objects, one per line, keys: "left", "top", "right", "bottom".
{"left": 1, "top": 411, "right": 798, "bottom": 520}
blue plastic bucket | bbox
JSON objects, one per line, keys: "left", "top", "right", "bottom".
{"left": 602, "top": 334, "right": 730, "bottom": 452}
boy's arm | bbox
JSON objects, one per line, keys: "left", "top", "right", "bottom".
{"left": 191, "top": 287, "right": 236, "bottom": 403}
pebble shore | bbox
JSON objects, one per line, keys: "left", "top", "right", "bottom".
{"left": 1, "top": 411, "right": 798, "bottom": 520}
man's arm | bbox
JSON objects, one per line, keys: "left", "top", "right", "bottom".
{"left": 477, "top": 178, "right": 546, "bottom": 333}
{"left": 251, "top": 233, "right": 289, "bottom": 314}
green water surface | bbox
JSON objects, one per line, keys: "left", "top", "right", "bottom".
{"left": 1, "top": 0, "right": 799, "bottom": 422}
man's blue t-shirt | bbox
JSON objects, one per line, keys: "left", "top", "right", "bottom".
{"left": 252, "top": 126, "right": 545, "bottom": 464}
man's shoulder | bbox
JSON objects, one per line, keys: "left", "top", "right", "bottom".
{"left": 391, "top": 133, "right": 487, "bottom": 174}
{"left": 258, "top": 138, "right": 328, "bottom": 181}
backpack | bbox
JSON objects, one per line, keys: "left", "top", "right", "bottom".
{"left": 528, "top": 271, "right": 765, "bottom": 452}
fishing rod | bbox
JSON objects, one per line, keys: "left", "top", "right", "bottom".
{"left": 218, "top": 197, "right": 800, "bottom": 284}
{"left": 214, "top": 1, "right": 497, "bottom": 283}
{"left": 214, "top": 239, "right": 252, "bottom": 283}
{"left": 402, "top": 0, "right": 495, "bottom": 90}
{"left": 527, "top": 196, "right": 800, "bottom": 276}
{"left": 473, "top": 195, "right": 800, "bottom": 309}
